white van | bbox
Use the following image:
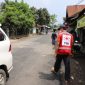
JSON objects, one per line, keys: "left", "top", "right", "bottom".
{"left": 0, "top": 27, "right": 13, "bottom": 85}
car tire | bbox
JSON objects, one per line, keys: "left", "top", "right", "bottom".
{"left": 0, "top": 69, "right": 6, "bottom": 85}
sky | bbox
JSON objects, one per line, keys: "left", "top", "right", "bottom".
{"left": 0, "top": 0, "right": 85, "bottom": 24}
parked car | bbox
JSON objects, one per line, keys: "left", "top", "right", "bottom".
{"left": 0, "top": 27, "right": 13, "bottom": 85}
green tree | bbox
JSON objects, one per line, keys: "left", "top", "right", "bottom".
{"left": 37, "top": 8, "right": 50, "bottom": 25}
{"left": 5, "top": 0, "right": 9, "bottom": 3}
{"left": 30, "top": 7, "right": 38, "bottom": 26}
{"left": 0, "top": 1, "right": 35, "bottom": 37}
{"left": 0, "top": 0, "right": 54, "bottom": 37}
{"left": 50, "top": 14, "right": 57, "bottom": 28}
{"left": 50, "top": 14, "right": 57, "bottom": 24}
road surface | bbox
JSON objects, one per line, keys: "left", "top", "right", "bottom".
{"left": 7, "top": 33, "right": 62, "bottom": 85}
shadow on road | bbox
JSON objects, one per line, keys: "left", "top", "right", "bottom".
{"left": 39, "top": 72, "right": 64, "bottom": 85}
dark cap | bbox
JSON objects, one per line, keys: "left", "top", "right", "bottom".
{"left": 58, "top": 24, "right": 66, "bottom": 30}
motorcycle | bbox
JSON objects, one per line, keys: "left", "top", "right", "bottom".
{"left": 73, "top": 40, "right": 81, "bottom": 54}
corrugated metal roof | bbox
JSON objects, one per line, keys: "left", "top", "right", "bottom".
{"left": 67, "top": 5, "right": 85, "bottom": 17}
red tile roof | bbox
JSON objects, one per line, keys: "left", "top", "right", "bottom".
{"left": 67, "top": 5, "right": 85, "bottom": 17}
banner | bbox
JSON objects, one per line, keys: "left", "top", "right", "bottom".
{"left": 77, "top": 16, "right": 85, "bottom": 28}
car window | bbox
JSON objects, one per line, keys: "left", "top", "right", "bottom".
{"left": 0, "top": 30, "right": 5, "bottom": 41}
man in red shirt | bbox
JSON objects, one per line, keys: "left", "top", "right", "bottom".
{"left": 51, "top": 25, "right": 74, "bottom": 84}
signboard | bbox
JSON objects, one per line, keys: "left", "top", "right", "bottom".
{"left": 62, "top": 34, "right": 71, "bottom": 46}
{"left": 77, "top": 16, "right": 85, "bottom": 28}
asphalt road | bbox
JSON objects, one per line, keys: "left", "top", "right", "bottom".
{"left": 6, "top": 33, "right": 62, "bottom": 85}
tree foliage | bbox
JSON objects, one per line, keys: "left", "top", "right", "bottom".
{"left": 0, "top": 1, "right": 35, "bottom": 36}
{"left": 50, "top": 14, "right": 57, "bottom": 28}
{"left": 0, "top": 0, "right": 56, "bottom": 37}
{"left": 50, "top": 14, "right": 57, "bottom": 24}
{"left": 36, "top": 8, "right": 50, "bottom": 25}
{"left": 30, "top": 7, "right": 38, "bottom": 25}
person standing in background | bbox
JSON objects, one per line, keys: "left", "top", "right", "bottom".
{"left": 51, "top": 29, "right": 57, "bottom": 49}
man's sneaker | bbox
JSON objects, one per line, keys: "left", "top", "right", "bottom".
{"left": 51, "top": 67, "right": 57, "bottom": 74}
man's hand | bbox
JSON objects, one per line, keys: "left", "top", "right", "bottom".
{"left": 70, "top": 53, "right": 74, "bottom": 57}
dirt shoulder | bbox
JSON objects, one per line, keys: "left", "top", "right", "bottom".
{"left": 10, "top": 34, "right": 38, "bottom": 44}
{"left": 70, "top": 54, "right": 85, "bottom": 85}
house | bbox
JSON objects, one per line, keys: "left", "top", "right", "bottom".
{"left": 36, "top": 24, "right": 50, "bottom": 34}
{"left": 66, "top": 5, "right": 85, "bottom": 27}
{"left": 66, "top": 5, "right": 85, "bottom": 17}
{"left": 65, "top": 5, "right": 85, "bottom": 53}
